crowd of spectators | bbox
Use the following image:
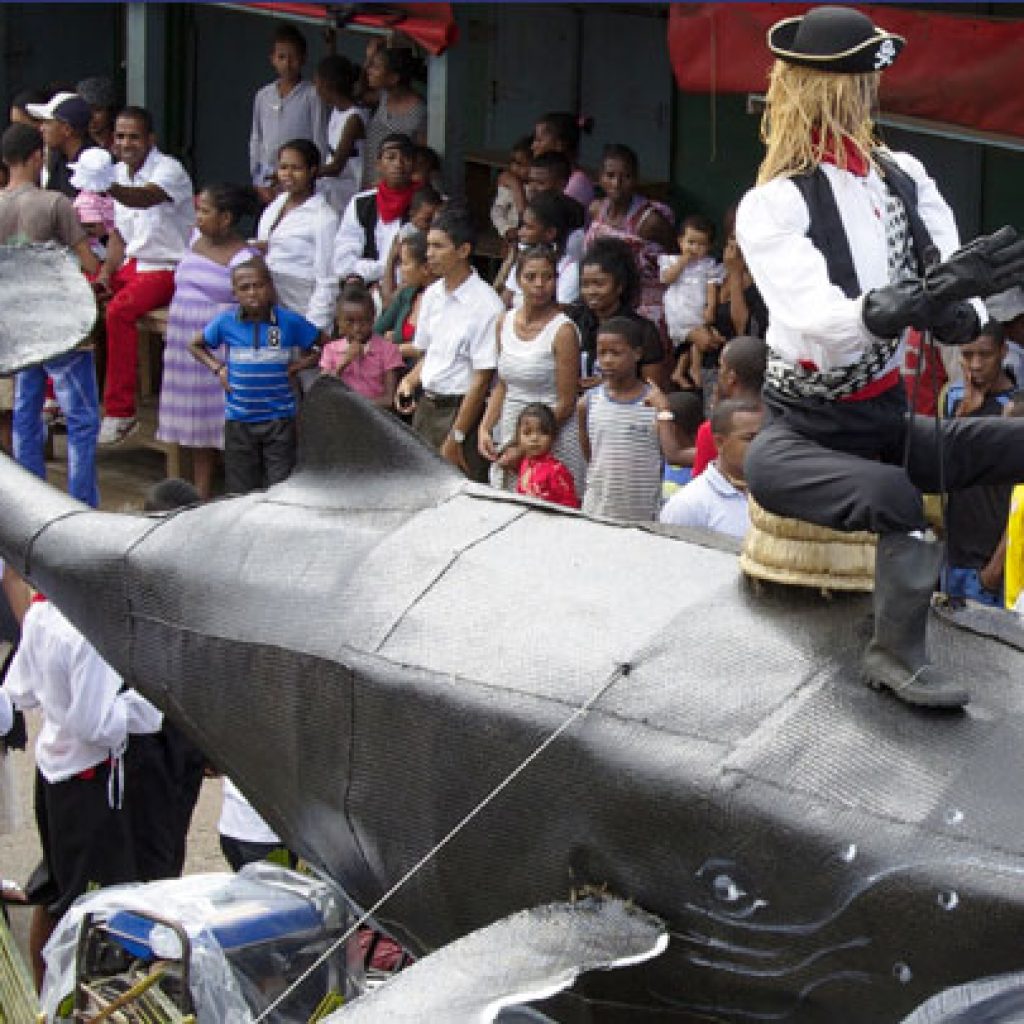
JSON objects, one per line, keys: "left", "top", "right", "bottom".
{"left": 2, "top": 16, "right": 1024, "bottom": 995}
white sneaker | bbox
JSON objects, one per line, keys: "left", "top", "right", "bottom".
{"left": 97, "top": 415, "right": 138, "bottom": 446}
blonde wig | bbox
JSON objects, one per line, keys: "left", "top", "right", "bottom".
{"left": 757, "top": 61, "right": 881, "bottom": 185}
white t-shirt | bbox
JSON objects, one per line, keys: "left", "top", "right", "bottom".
{"left": 319, "top": 106, "right": 369, "bottom": 215}
{"left": 219, "top": 777, "right": 280, "bottom": 844}
{"left": 660, "top": 254, "right": 722, "bottom": 342}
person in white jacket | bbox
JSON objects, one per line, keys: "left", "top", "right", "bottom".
{"left": 256, "top": 138, "right": 339, "bottom": 332}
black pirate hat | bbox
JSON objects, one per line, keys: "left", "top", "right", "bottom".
{"left": 768, "top": 6, "right": 905, "bottom": 74}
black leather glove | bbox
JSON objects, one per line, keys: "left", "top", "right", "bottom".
{"left": 863, "top": 282, "right": 981, "bottom": 346}
{"left": 931, "top": 301, "right": 981, "bottom": 347}
{"left": 924, "top": 226, "right": 1024, "bottom": 304}
{"left": 862, "top": 278, "right": 940, "bottom": 338}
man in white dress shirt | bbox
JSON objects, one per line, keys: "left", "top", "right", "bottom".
{"left": 395, "top": 205, "right": 503, "bottom": 481}
{"left": 736, "top": 6, "right": 1024, "bottom": 708}
{"left": 95, "top": 106, "right": 194, "bottom": 445}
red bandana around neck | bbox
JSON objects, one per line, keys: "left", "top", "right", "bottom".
{"left": 813, "top": 129, "right": 870, "bottom": 178}
{"left": 376, "top": 181, "right": 417, "bottom": 224}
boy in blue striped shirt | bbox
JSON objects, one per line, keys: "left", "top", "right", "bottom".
{"left": 190, "top": 257, "right": 322, "bottom": 493}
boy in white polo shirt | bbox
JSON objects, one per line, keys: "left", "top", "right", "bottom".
{"left": 660, "top": 398, "right": 764, "bottom": 540}
{"left": 394, "top": 206, "right": 503, "bottom": 481}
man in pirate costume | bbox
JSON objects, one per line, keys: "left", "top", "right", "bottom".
{"left": 737, "top": 6, "right": 1024, "bottom": 709}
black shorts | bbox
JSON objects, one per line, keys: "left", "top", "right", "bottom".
{"left": 27, "top": 765, "right": 137, "bottom": 919}
{"left": 123, "top": 725, "right": 206, "bottom": 881}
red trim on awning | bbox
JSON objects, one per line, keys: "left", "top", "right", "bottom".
{"left": 668, "top": 3, "right": 1024, "bottom": 140}
{"left": 244, "top": 2, "right": 457, "bottom": 55}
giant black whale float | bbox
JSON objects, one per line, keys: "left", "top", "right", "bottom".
{"left": 2, "top": 245, "right": 1024, "bottom": 1022}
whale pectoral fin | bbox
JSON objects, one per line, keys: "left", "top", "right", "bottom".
{"left": 0, "top": 243, "right": 97, "bottom": 373}
{"left": 329, "top": 896, "right": 667, "bottom": 1022}
{"left": 273, "top": 375, "right": 465, "bottom": 512}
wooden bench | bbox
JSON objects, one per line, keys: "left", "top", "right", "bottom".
{"left": 134, "top": 307, "right": 183, "bottom": 479}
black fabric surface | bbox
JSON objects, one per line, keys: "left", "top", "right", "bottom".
{"left": 1, "top": 377, "right": 1024, "bottom": 1022}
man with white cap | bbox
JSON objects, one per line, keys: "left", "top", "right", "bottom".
{"left": 25, "top": 92, "right": 99, "bottom": 199}
{"left": 737, "top": 6, "right": 1024, "bottom": 709}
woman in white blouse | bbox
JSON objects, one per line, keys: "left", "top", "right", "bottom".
{"left": 255, "top": 139, "right": 339, "bottom": 331}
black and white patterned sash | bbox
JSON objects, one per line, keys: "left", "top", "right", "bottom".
{"left": 768, "top": 179, "right": 914, "bottom": 402}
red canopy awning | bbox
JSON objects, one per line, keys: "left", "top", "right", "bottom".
{"left": 668, "top": 3, "right": 1024, "bottom": 140}
{"left": 240, "top": 2, "right": 457, "bottom": 55}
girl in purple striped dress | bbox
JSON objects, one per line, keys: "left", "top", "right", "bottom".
{"left": 157, "top": 185, "right": 260, "bottom": 499}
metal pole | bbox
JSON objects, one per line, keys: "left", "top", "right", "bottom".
{"left": 126, "top": 3, "right": 147, "bottom": 109}
{"left": 426, "top": 51, "right": 448, "bottom": 157}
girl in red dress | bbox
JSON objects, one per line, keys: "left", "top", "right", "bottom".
{"left": 514, "top": 402, "right": 580, "bottom": 509}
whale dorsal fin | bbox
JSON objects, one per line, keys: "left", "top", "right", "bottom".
{"left": 271, "top": 375, "right": 465, "bottom": 511}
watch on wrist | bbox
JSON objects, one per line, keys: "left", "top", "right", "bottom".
{"left": 449, "top": 426, "right": 467, "bottom": 444}
{"left": 656, "top": 409, "right": 675, "bottom": 422}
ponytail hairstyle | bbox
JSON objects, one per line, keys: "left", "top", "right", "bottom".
{"left": 278, "top": 137, "right": 321, "bottom": 171}
{"left": 202, "top": 183, "right": 260, "bottom": 226}
{"left": 339, "top": 280, "right": 376, "bottom": 317}
{"left": 523, "top": 190, "right": 572, "bottom": 256}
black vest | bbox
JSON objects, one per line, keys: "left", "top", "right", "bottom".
{"left": 355, "top": 193, "right": 410, "bottom": 262}
{"left": 790, "top": 152, "right": 937, "bottom": 299}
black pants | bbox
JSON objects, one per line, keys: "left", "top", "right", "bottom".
{"left": 123, "top": 724, "right": 206, "bottom": 881}
{"left": 745, "top": 386, "right": 1024, "bottom": 535}
{"left": 224, "top": 417, "right": 297, "bottom": 495}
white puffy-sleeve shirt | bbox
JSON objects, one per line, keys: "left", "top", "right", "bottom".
{"left": 4, "top": 601, "right": 162, "bottom": 782}
{"left": 258, "top": 192, "right": 340, "bottom": 332}
{"left": 736, "top": 151, "right": 964, "bottom": 374}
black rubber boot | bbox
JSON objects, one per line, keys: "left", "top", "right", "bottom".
{"left": 862, "top": 534, "right": 969, "bottom": 709}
